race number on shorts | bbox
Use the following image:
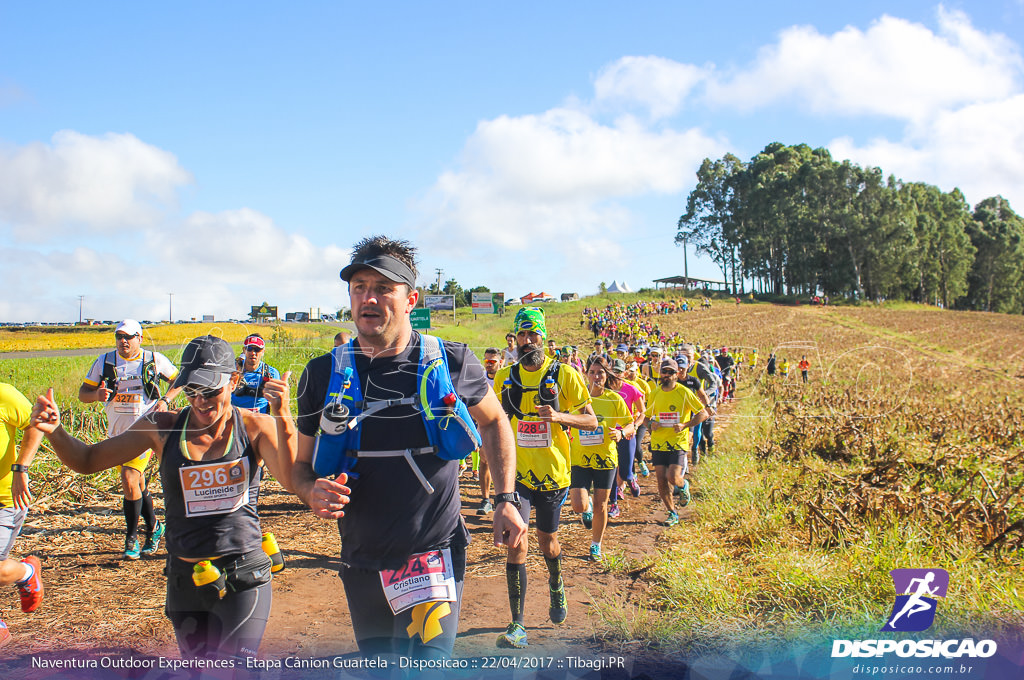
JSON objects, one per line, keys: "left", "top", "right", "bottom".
{"left": 516, "top": 420, "right": 553, "bottom": 448}
{"left": 379, "top": 549, "right": 457, "bottom": 615}
{"left": 179, "top": 458, "right": 250, "bottom": 517}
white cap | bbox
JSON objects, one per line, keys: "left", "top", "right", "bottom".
{"left": 115, "top": 319, "right": 143, "bottom": 337}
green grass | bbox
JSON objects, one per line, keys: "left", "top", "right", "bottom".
{"left": 592, "top": 388, "right": 1024, "bottom": 652}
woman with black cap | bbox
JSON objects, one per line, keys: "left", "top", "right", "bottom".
{"left": 30, "top": 335, "right": 296, "bottom": 663}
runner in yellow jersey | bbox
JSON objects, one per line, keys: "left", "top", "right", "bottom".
{"left": 644, "top": 358, "right": 708, "bottom": 526}
{"left": 493, "top": 308, "right": 596, "bottom": 648}
{"left": 568, "top": 357, "right": 632, "bottom": 561}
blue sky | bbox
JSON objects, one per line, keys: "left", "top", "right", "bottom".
{"left": 1, "top": 2, "right": 1023, "bottom": 322}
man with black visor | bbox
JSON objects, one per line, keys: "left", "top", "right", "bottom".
{"left": 291, "top": 235, "right": 526, "bottom": 663}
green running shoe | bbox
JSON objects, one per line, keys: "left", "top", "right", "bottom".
{"left": 123, "top": 538, "right": 141, "bottom": 560}
{"left": 142, "top": 520, "right": 165, "bottom": 556}
{"left": 496, "top": 621, "right": 528, "bottom": 649}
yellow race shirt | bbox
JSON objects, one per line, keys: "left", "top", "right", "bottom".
{"left": 645, "top": 383, "right": 704, "bottom": 452}
{"left": 0, "top": 383, "right": 33, "bottom": 507}
{"left": 570, "top": 390, "right": 630, "bottom": 470}
{"left": 494, "top": 357, "right": 591, "bottom": 491}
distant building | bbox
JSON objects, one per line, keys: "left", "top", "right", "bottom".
{"left": 560, "top": 292, "right": 579, "bottom": 301}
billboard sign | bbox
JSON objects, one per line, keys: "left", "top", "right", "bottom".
{"left": 471, "top": 292, "right": 493, "bottom": 314}
{"left": 424, "top": 295, "right": 455, "bottom": 311}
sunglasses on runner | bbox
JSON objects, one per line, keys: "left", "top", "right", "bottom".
{"left": 245, "top": 345, "right": 264, "bottom": 353}
{"left": 183, "top": 385, "right": 226, "bottom": 400}
{"left": 115, "top": 333, "right": 138, "bottom": 341}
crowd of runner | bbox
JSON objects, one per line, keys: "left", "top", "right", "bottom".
{"left": 1, "top": 235, "right": 809, "bottom": 664}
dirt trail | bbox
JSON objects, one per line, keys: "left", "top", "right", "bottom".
{"left": 0, "top": 400, "right": 740, "bottom": 679}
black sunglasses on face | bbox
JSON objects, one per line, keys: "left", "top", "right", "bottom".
{"left": 183, "top": 385, "right": 226, "bottom": 400}
{"left": 115, "top": 333, "right": 138, "bottom": 341}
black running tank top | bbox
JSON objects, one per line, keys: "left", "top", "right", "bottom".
{"left": 161, "top": 406, "right": 263, "bottom": 558}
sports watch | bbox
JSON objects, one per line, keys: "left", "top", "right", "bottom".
{"left": 494, "top": 492, "right": 522, "bottom": 509}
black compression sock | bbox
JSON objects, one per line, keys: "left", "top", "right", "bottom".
{"left": 140, "top": 489, "right": 156, "bottom": 535}
{"left": 544, "top": 554, "right": 563, "bottom": 588}
{"left": 123, "top": 497, "right": 142, "bottom": 542}
{"left": 505, "top": 563, "right": 526, "bottom": 623}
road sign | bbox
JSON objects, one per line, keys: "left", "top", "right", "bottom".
{"left": 411, "top": 308, "right": 431, "bottom": 330}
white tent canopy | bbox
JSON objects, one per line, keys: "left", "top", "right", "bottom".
{"left": 606, "top": 280, "right": 633, "bottom": 293}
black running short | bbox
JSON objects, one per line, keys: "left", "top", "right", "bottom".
{"left": 569, "top": 466, "right": 616, "bottom": 491}
{"left": 651, "top": 449, "right": 685, "bottom": 467}
{"left": 514, "top": 482, "right": 568, "bottom": 534}
{"left": 340, "top": 544, "right": 466, "bottom": 660}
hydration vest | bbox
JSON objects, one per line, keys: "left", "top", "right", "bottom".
{"left": 311, "top": 334, "right": 482, "bottom": 493}
{"left": 499, "top": 361, "right": 561, "bottom": 421}
{"left": 101, "top": 350, "right": 161, "bottom": 402}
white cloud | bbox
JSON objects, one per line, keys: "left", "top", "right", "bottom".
{"left": 0, "top": 130, "right": 192, "bottom": 238}
{"left": 419, "top": 108, "right": 724, "bottom": 250}
{"left": 830, "top": 93, "right": 1024, "bottom": 210}
{"left": 0, "top": 209, "right": 351, "bottom": 322}
{"left": 705, "top": 8, "right": 1022, "bottom": 121}
{"left": 594, "top": 56, "right": 708, "bottom": 119}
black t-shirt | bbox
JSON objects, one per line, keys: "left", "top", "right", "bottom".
{"left": 297, "top": 332, "right": 488, "bottom": 571}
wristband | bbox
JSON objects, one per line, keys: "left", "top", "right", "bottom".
{"left": 494, "top": 492, "right": 522, "bottom": 510}
{"left": 159, "top": 396, "right": 171, "bottom": 406}
{"left": 10, "top": 464, "right": 29, "bottom": 473}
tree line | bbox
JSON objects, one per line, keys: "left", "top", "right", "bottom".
{"left": 677, "top": 142, "right": 1024, "bottom": 313}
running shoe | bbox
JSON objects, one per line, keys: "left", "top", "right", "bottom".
{"left": 629, "top": 478, "right": 641, "bottom": 497}
{"left": 679, "top": 480, "right": 692, "bottom": 507}
{"left": 477, "top": 498, "right": 493, "bottom": 515}
{"left": 589, "top": 544, "right": 602, "bottom": 561}
{"left": 142, "top": 520, "right": 165, "bottom": 556}
{"left": 16, "top": 556, "right": 43, "bottom": 613}
{"left": 549, "top": 581, "right": 567, "bottom": 624}
{"left": 496, "top": 621, "right": 528, "bottom": 649}
{"left": 124, "top": 538, "right": 141, "bottom": 560}
{"left": 665, "top": 510, "right": 680, "bottom": 526}
{"left": 608, "top": 503, "right": 620, "bottom": 519}
{"left": 581, "top": 510, "right": 593, "bottom": 529}
{"left": 0, "top": 620, "right": 9, "bottom": 648}
{"left": 639, "top": 460, "right": 650, "bottom": 477}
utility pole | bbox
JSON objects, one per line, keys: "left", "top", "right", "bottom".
{"left": 434, "top": 268, "right": 444, "bottom": 295}
{"left": 168, "top": 293, "right": 174, "bottom": 323}
{"left": 78, "top": 295, "right": 84, "bottom": 324}
{"left": 683, "top": 238, "right": 689, "bottom": 289}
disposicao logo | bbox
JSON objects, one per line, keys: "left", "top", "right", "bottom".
{"left": 831, "top": 568, "right": 997, "bottom": 659}
{"left": 882, "top": 568, "right": 948, "bottom": 632}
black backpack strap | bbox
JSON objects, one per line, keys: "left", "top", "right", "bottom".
{"left": 501, "top": 363, "right": 524, "bottom": 421}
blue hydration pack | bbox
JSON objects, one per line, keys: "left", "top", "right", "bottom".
{"left": 311, "top": 334, "right": 482, "bottom": 493}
